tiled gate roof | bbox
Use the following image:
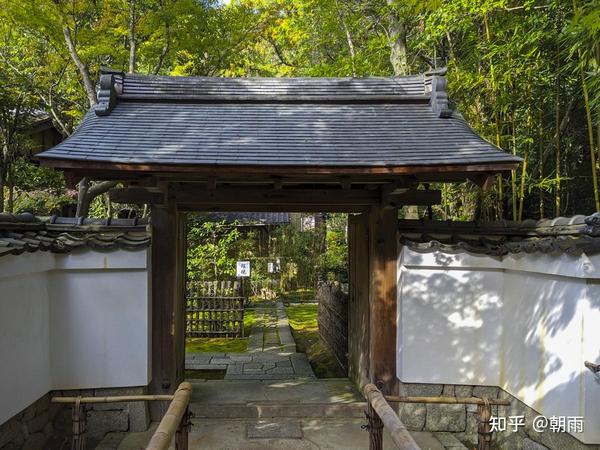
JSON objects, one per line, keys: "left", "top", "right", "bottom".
{"left": 38, "top": 70, "right": 521, "bottom": 171}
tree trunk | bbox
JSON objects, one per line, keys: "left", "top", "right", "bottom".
{"left": 335, "top": 0, "right": 356, "bottom": 76}
{"left": 62, "top": 26, "right": 97, "bottom": 107}
{"left": 7, "top": 164, "right": 14, "bottom": 213}
{"left": 0, "top": 166, "right": 5, "bottom": 213}
{"left": 386, "top": 1, "right": 409, "bottom": 76}
{"left": 129, "top": 0, "right": 138, "bottom": 73}
{"left": 152, "top": 24, "right": 171, "bottom": 75}
{"left": 76, "top": 177, "right": 118, "bottom": 217}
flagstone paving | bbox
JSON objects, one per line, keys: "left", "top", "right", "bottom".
{"left": 101, "top": 302, "right": 466, "bottom": 449}
{"left": 185, "top": 302, "right": 316, "bottom": 380}
{"left": 115, "top": 419, "right": 452, "bottom": 450}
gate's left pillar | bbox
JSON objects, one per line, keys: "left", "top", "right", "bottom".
{"left": 149, "top": 193, "right": 186, "bottom": 420}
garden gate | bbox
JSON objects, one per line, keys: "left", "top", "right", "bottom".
{"left": 185, "top": 281, "right": 245, "bottom": 338}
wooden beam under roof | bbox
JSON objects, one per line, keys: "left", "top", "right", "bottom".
{"left": 42, "top": 158, "right": 518, "bottom": 177}
{"left": 109, "top": 184, "right": 442, "bottom": 210}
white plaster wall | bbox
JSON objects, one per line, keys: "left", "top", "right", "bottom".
{"left": 397, "top": 248, "right": 600, "bottom": 444}
{"left": 0, "top": 249, "right": 150, "bottom": 425}
{"left": 0, "top": 261, "right": 51, "bottom": 426}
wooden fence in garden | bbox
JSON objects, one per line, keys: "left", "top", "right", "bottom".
{"left": 186, "top": 281, "right": 245, "bottom": 338}
{"left": 317, "top": 282, "right": 348, "bottom": 371}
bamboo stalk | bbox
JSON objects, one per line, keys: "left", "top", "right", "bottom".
{"left": 574, "top": 0, "right": 600, "bottom": 212}
{"left": 518, "top": 150, "right": 528, "bottom": 221}
{"left": 510, "top": 119, "right": 518, "bottom": 220}
{"left": 146, "top": 382, "right": 193, "bottom": 450}
{"left": 52, "top": 394, "right": 174, "bottom": 404}
{"left": 363, "top": 384, "right": 421, "bottom": 450}
{"left": 384, "top": 395, "right": 510, "bottom": 406}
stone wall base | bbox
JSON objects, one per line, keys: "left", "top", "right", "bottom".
{"left": 0, "top": 386, "right": 150, "bottom": 450}
{"left": 398, "top": 382, "right": 595, "bottom": 450}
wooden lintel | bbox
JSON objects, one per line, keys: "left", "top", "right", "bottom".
{"left": 170, "top": 185, "right": 379, "bottom": 208}
{"left": 177, "top": 203, "right": 370, "bottom": 213}
{"left": 341, "top": 177, "right": 351, "bottom": 190}
{"left": 381, "top": 188, "right": 441, "bottom": 208}
{"left": 109, "top": 187, "right": 165, "bottom": 204}
{"left": 207, "top": 177, "right": 217, "bottom": 190}
{"left": 381, "top": 182, "right": 410, "bottom": 198}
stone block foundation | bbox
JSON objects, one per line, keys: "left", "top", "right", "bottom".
{"left": 0, "top": 386, "right": 150, "bottom": 450}
{"left": 399, "top": 382, "right": 596, "bottom": 450}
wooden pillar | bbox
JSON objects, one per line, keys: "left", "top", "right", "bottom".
{"left": 149, "top": 195, "right": 186, "bottom": 420}
{"left": 348, "top": 213, "right": 370, "bottom": 388}
{"left": 368, "top": 205, "right": 399, "bottom": 396}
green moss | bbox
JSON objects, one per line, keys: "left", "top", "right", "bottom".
{"left": 285, "top": 304, "right": 345, "bottom": 378}
{"left": 185, "top": 369, "right": 226, "bottom": 380}
{"left": 185, "top": 308, "right": 257, "bottom": 354}
{"left": 185, "top": 337, "right": 247, "bottom": 353}
{"left": 280, "top": 289, "right": 316, "bottom": 304}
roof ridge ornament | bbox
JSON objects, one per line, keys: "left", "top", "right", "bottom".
{"left": 429, "top": 75, "right": 453, "bottom": 118}
{"left": 95, "top": 69, "right": 124, "bottom": 116}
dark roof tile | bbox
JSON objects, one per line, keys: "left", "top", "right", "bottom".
{"left": 0, "top": 215, "right": 150, "bottom": 258}
{"left": 399, "top": 213, "right": 600, "bottom": 255}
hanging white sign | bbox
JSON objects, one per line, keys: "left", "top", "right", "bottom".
{"left": 236, "top": 261, "right": 251, "bottom": 277}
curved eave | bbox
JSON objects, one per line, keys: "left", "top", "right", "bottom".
{"left": 38, "top": 156, "right": 519, "bottom": 180}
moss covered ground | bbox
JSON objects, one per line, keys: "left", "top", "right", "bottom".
{"left": 185, "top": 308, "right": 256, "bottom": 353}
{"left": 285, "top": 304, "right": 345, "bottom": 378}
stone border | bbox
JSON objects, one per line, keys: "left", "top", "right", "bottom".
{"left": 0, "top": 386, "right": 150, "bottom": 450}
{"left": 398, "top": 382, "right": 595, "bottom": 450}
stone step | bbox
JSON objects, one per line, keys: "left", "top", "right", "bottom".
{"left": 190, "top": 401, "right": 367, "bottom": 419}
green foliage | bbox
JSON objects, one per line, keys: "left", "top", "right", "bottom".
{"left": 185, "top": 213, "right": 348, "bottom": 291}
{"left": 286, "top": 304, "right": 345, "bottom": 378}
{"left": 316, "top": 213, "right": 348, "bottom": 282}
{"left": 12, "top": 189, "right": 74, "bottom": 216}
{"left": 187, "top": 216, "right": 243, "bottom": 281}
{"left": 1, "top": 0, "right": 599, "bottom": 218}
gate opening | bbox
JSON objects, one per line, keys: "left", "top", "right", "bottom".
{"left": 183, "top": 211, "right": 350, "bottom": 381}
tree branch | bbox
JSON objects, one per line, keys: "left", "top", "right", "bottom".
{"left": 62, "top": 26, "right": 97, "bottom": 106}
{"left": 152, "top": 23, "right": 171, "bottom": 75}
{"left": 76, "top": 178, "right": 118, "bottom": 217}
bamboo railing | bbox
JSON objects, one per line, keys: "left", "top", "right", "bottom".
{"left": 363, "top": 383, "right": 512, "bottom": 450}
{"left": 147, "top": 382, "right": 193, "bottom": 450}
{"left": 51, "top": 382, "right": 193, "bottom": 450}
{"left": 363, "top": 384, "right": 421, "bottom": 450}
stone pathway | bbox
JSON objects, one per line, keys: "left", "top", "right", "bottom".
{"left": 116, "top": 418, "right": 453, "bottom": 450}
{"left": 186, "top": 302, "right": 316, "bottom": 380}
{"left": 97, "top": 303, "right": 470, "bottom": 449}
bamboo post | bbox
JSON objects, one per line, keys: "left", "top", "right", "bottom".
{"left": 365, "top": 402, "right": 384, "bottom": 450}
{"left": 71, "top": 397, "right": 86, "bottom": 450}
{"left": 477, "top": 398, "right": 492, "bottom": 450}
{"left": 363, "top": 384, "right": 421, "bottom": 450}
{"left": 146, "top": 382, "right": 193, "bottom": 450}
{"left": 175, "top": 406, "right": 192, "bottom": 450}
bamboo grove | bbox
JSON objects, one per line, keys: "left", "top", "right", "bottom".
{"left": 0, "top": 0, "right": 598, "bottom": 220}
